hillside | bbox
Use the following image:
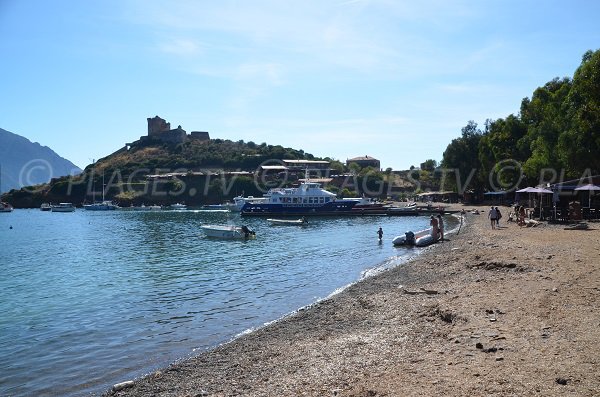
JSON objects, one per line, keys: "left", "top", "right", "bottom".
{"left": 0, "top": 128, "right": 81, "bottom": 193}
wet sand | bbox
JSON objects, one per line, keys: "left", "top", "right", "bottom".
{"left": 106, "top": 206, "right": 600, "bottom": 396}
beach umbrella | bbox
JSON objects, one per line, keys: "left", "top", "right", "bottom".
{"left": 516, "top": 187, "right": 536, "bottom": 193}
{"left": 574, "top": 183, "right": 600, "bottom": 208}
{"left": 516, "top": 187, "right": 552, "bottom": 218}
{"left": 529, "top": 187, "right": 553, "bottom": 194}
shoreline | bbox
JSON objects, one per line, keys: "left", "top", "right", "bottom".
{"left": 106, "top": 205, "right": 600, "bottom": 396}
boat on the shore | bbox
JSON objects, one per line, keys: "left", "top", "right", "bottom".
{"left": 51, "top": 203, "right": 76, "bottom": 212}
{"left": 347, "top": 197, "right": 393, "bottom": 213}
{"left": 392, "top": 227, "right": 433, "bottom": 246}
{"left": 267, "top": 217, "right": 308, "bottom": 226}
{"left": 169, "top": 203, "right": 187, "bottom": 210}
{"left": 240, "top": 181, "right": 359, "bottom": 216}
{"left": 201, "top": 224, "right": 256, "bottom": 239}
{"left": 40, "top": 203, "right": 52, "bottom": 211}
{"left": 0, "top": 201, "right": 14, "bottom": 212}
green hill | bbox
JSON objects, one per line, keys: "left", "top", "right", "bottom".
{"left": 0, "top": 134, "right": 347, "bottom": 208}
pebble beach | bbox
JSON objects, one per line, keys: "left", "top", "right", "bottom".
{"left": 106, "top": 205, "right": 600, "bottom": 397}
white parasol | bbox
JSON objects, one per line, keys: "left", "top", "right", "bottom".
{"left": 574, "top": 183, "right": 600, "bottom": 208}
{"left": 516, "top": 187, "right": 553, "bottom": 217}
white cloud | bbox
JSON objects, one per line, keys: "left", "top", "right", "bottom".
{"left": 158, "top": 38, "right": 202, "bottom": 56}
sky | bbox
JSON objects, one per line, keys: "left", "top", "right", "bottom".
{"left": 1, "top": 0, "right": 599, "bottom": 171}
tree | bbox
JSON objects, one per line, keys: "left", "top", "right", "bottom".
{"left": 420, "top": 159, "right": 437, "bottom": 172}
{"left": 478, "top": 114, "right": 529, "bottom": 190}
{"left": 558, "top": 49, "right": 600, "bottom": 177}
{"left": 520, "top": 77, "right": 572, "bottom": 181}
{"left": 441, "top": 121, "right": 484, "bottom": 193}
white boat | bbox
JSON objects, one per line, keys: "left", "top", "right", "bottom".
{"left": 201, "top": 224, "right": 256, "bottom": 239}
{"left": 40, "top": 203, "right": 52, "bottom": 211}
{"left": 239, "top": 181, "right": 359, "bottom": 216}
{"left": 84, "top": 166, "right": 117, "bottom": 210}
{"left": 170, "top": 203, "right": 187, "bottom": 210}
{"left": 0, "top": 202, "right": 14, "bottom": 213}
{"left": 51, "top": 203, "right": 76, "bottom": 212}
{"left": 232, "top": 195, "right": 269, "bottom": 211}
{"left": 267, "top": 218, "right": 308, "bottom": 226}
{"left": 83, "top": 200, "right": 119, "bottom": 211}
{"left": 201, "top": 204, "right": 233, "bottom": 211}
{"left": 131, "top": 204, "right": 162, "bottom": 211}
{"left": 415, "top": 233, "right": 436, "bottom": 247}
{"left": 392, "top": 227, "right": 431, "bottom": 246}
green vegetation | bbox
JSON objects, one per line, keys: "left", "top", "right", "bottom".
{"left": 441, "top": 49, "right": 600, "bottom": 193}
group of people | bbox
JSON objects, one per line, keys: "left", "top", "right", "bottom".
{"left": 487, "top": 206, "right": 503, "bottom": 229}
{"left": 429, "top": 214, "right": 444, "bottom": 242}
{"left": 514, "top": 205, "right": 527, "bottom": 226}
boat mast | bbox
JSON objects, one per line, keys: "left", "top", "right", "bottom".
{"left": 91, "top": 159, "right": 96, "bottom": 203}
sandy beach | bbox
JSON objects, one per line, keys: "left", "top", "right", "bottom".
{"left": 106, "top": 206, "right": 600, "bottom": 397}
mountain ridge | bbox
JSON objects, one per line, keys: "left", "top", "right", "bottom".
{"left": 0, "top": 127, "right": 82, "bottom": 193}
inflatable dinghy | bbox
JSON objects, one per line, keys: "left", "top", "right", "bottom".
{"left": 392, "top": 228, "right": 432, "bottom": 246}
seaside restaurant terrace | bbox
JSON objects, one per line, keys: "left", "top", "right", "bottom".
{"left": 516, "top": 177, "right": 600, "bottom": 222}
{"left": 547, "top": 177, "right": 600, "bottom": 221}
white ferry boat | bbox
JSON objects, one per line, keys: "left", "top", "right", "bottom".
{"left": 240, "top": 181, "right": 359, "bottom": 216}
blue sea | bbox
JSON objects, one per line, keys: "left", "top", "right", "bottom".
{"left": 0, "top": 209, "right": 449, "bottom": 396}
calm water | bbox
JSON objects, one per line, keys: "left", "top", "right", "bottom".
{"left": 0, "top": 209, "right": 451, "bottom": 396}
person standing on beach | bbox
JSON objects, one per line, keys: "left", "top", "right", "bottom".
{"left": 495, "top": 207, "right": 502, "bottom": 227}
{"left": 488, "top": 206, "right": 498, "bottom": 229}
{"left": 377, "top": 227, "right": 383, "bottom": 241}
{"left": 430, "top": 216, "right": 439, "bottom": 241}
{"left": 437, "top": 214, "right": 444, "bottom": 241}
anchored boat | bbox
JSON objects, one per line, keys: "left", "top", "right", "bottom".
{"left": 240, "top": 181, "right": 360, "bottom": 216}
{"left": 0, "top": 202, "right": 14, "bottom": 213}
{"left": 266, "top": 217, "right": 308, "bottom": 226}
{"left": 201, "top": 225, "right": 256, "bottom": 239}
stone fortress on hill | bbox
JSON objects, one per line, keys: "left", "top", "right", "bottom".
{"left": 126, "top": 116, "right": 210, "bottom": 149}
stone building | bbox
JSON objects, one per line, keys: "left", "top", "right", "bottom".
{"left": 147, "top": 116, "right": 171, "bottom": 135}
{"left": 125, "top": 116, "right": 212, "bottom": 150}
{"left": 346, "top": 155, "right": 380, "bottom": 170}
{"left": 190, "top": 131, "right": 210, "bottom": 141}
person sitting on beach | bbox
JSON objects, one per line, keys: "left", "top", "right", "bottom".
{"left": 430, "top": 216, "right": 439, "bottom": 241}
{"left": 436, "top": 214, "right": 444, "bottom": 241}
{"left": 488, "top": 206, "right": 498, "bottom": 230}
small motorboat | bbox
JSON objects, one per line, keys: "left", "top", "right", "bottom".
{"left": 267, "top": 217, "right": 308, "bottom": 226}
{"left": 201, "top": 224, "right": 256, "bottom": 239}
{"left": 201, "top": 204, "right": 232, "bottom": 211}
{"left": 51, "top": 203, "right": 76, "bottom": 212}
{"left": 40, "top": 203, "right": 52, "bottom": 211}
{"left": 170, "top": 203, "right": 187, "bottom": 210}
{"left": 0, "top": 202, "right": 14, "bottom": 213}
{"left": 392, "top": 228, "right": 432, "bottom": 246}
